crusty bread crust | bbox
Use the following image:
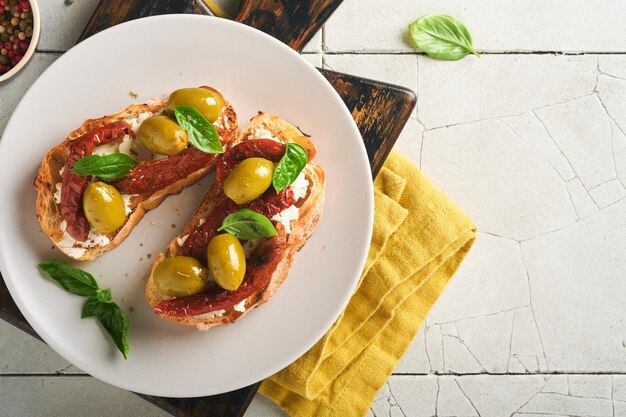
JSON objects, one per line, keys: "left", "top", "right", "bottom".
{"left": 145, "top": 113, "right": 326, "bottom": 330}
{"left": 34, "top": 91, "right": 238, "bottom": 261}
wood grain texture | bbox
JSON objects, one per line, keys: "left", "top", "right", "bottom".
{"left": 234, "top": 0, "right": 343, "bottom": 51}
{"left": 78, "top": 0, "right": 212, "bottom": 42}
{"left": 0, "top": 275, "right": 40, "bottom": 341}
{"left": 136, "top": 385, "right": 259, "bottom": 417}
{"left": 320, "top": 70, "right": 417, "bottom": 177}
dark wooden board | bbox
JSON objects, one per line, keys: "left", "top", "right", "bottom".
{"left": 1, "top": 1, "right": 416, "bottom": 416}
{"left": 79, "top": 0, "right": 213, "bottom": 41}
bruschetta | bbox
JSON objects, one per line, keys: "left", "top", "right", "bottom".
{"left": 145, "top": 113, "right": 325, "bottom": 330}
{"left": 35, "top": 87, "right": 238, "bottom": 260}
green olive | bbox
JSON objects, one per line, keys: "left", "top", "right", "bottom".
{"left": 153, "top": 256, "right": 209, "bottom": 297}
{"left": 223, "top": 158, "right": 275, "bottom": 205}
{"left": 83, "top": 182, "right": 126, "bottom": 233}
{"left": 207, "top": 234, "right": 246, "bottom": 291}
{"left": 137, "top": 115, "right": 188, "bottom": 155}
{"left": 166, "top": 88, "right": 223, "bottom": 123}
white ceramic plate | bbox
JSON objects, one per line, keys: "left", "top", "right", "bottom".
{"left": 0, "top": 16, "right": 373, "bottom": 397}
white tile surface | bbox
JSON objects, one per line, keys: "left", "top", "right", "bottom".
{"left": 588, "top": 179, "right": 626, "bottom": 208}
{"left": 501, "top": 112, "right": 576, "bottom": 182}
{"left": 0, "top": 376, "right": 170, "bottom": 417}
{"left": 247, "top": 375, "right": 626, "bottom": 417}
{"left": 508, "top": 307, "right": 549, "bottom": 373}
{"left": 394, "top": 117, "right": 423, "bottom": 167}
{"left": 324, "top": 54, "right": 417, "bottom": 92}
{"left": 3, "top": 1, "right": 626, "bottom": 415}
{"left": 394, "top": 325, "right": 430, "bottom": 374}
{"left": 0, "top": 53, "right": 60, "bottom": 135}
{"left": 422, "top": 119, "right": 577, "bottom": 241}
{"left": 522, "top": 199, "right": 626, "bottom": 371}
{"left": 596, "top": 74, "right": 626, "bottom": 138}
{"left": 301, "top": 53, "right": 322, "bottom": 67}
{"left": 566, "top": 178, "right": 599, "bottom": 219}
{"left": 454, "top": 311, "right": 514, "bottom": 374}
{"left": 325, "top": 0, "right": 626, "bottom": 52}
{"left": 599, "top": 55, "right": 626, "bottom": 80}
{"left": 611, "top": 119, "right": 626, "bottom": 187}
{"left": 455, "top": 375, "right": 545, "bottom": 417}
{"left": 324, "top": 0, "right": 417, "bottom": 53}
{"left": 38, "top": 0, "right": 100, "bottom": 51}
{"left": 518, "top": 392, "right": 613, "bottom": 416}
{"left": 534, "top": 95, "right": 615, "bottom": 190}
{"left": 0, "top": 320, "right": 81, "bottom": 375}
{"left": 388, "top": 376, "right": 438, "bottom": 417}
{"left": 418, "top": 55, "right": 597, "bottom": 129}
{"left": 302, "top": 30, "right": 322, "bottom": 53}
{"left": 541, "top": 375, "right": 569, "bottom": 395}
{"left": 614, "top": 376, "right": 626, "bottom": 401}
{"left": 437, "top": 377, "right": 478, "bottom": 417}
{"left": 425, "top": 233, "right": 529, "bottom": 325}
{"left": 568, "top": 375, "right": 613, "bottom": 399}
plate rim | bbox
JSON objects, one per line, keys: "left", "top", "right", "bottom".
{"left": 0, "top": 14, "right": 374, "bottom": 397}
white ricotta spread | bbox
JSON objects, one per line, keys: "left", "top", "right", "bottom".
{"left": 291, "top": 171, "right": 309, "bottom": 201}
{"left": 58, "top": 220, "right": 111, "bottom": 257}
{"left": 121, "top": 194, "right": 136, "bottom": 215}
{"left": 233, "top": 300, "right": 246, "bottom": 313}
{"left": 198, "top": 218, "right": 206, "bottom": 226}
{"left": 117, "top": 135, "right": 135, "bottom": 157}
{"left": 272, "top": 205, "right": 299, "bottom": 234}
{"left": 53, "top": 183, "right": 62, "bottom": 204}
{"left": 127, "top": 111, "right": 154, "bottom": 133}
{"left": 59, "top": 167, "right": 65, "bottom": 176}
{"left": 194, "top": 300, "right": 245, "bottom": 331}
{"left": 84, "top": 111, "right": 155, "bottom": 161}
{"left": 268, "top": 170, "right": 309, "bottom": 234}
{"left": 85, "top": 228, "right": 111, "bottom": 247}
{"left": 92, "top": 142, "right": 119, "bottom": 156}
{"left": 195, "top": 309, "right": 226, "bottom": 319}
{"left": 92, "top": 132, "right": 152, "bottom": 162}
{"left": 58, "top": 221, "right": 87, "bottom": 258}
{"left": 247, "top": 127, "right": 279, "bottom": 142}
{"left": 194, "top": 309, "right": 227, "bottom": 331}
{"left": 177, "top": 234, "right": 190, "bottom": 247}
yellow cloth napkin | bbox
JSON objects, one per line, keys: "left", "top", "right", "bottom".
{"left": 260, "top": 150, "right": 477, "bottom": 417}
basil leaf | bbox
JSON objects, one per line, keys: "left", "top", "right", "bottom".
{"left": 82, "top": 297, "right": 129, "bottom": 359}
{"left": 408, "top": 15, "right": 479, "bottom": 61}
{"left": 218, "top": 209, "right": 278, "bottom": 240}
{"left": 38, "top": 260, "right": 98, "bottom": 297}
{"left": 95, "top": 288, "right": 113, "bottom": 303}
{"left": 71, "top": 153, "right": 138, "bottom": 180}
{"left": 39, "top": 259, "right": 130, "bottom": 359}
{"left": 174, "top": 105, "right": 223, "bottom": 154}
{"left": 273, "top": 143, "right": 308, "bottom": 193}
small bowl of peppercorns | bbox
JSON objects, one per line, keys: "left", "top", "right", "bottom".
{"left": 0, "top": 0, "right": 40, "bottom": 83}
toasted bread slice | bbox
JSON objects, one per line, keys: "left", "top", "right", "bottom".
{"left": 146, "top": 113, "right": 325, "bottom": 330}
{"left": 35, "top": 89, "right": 238, "bottom": 261}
